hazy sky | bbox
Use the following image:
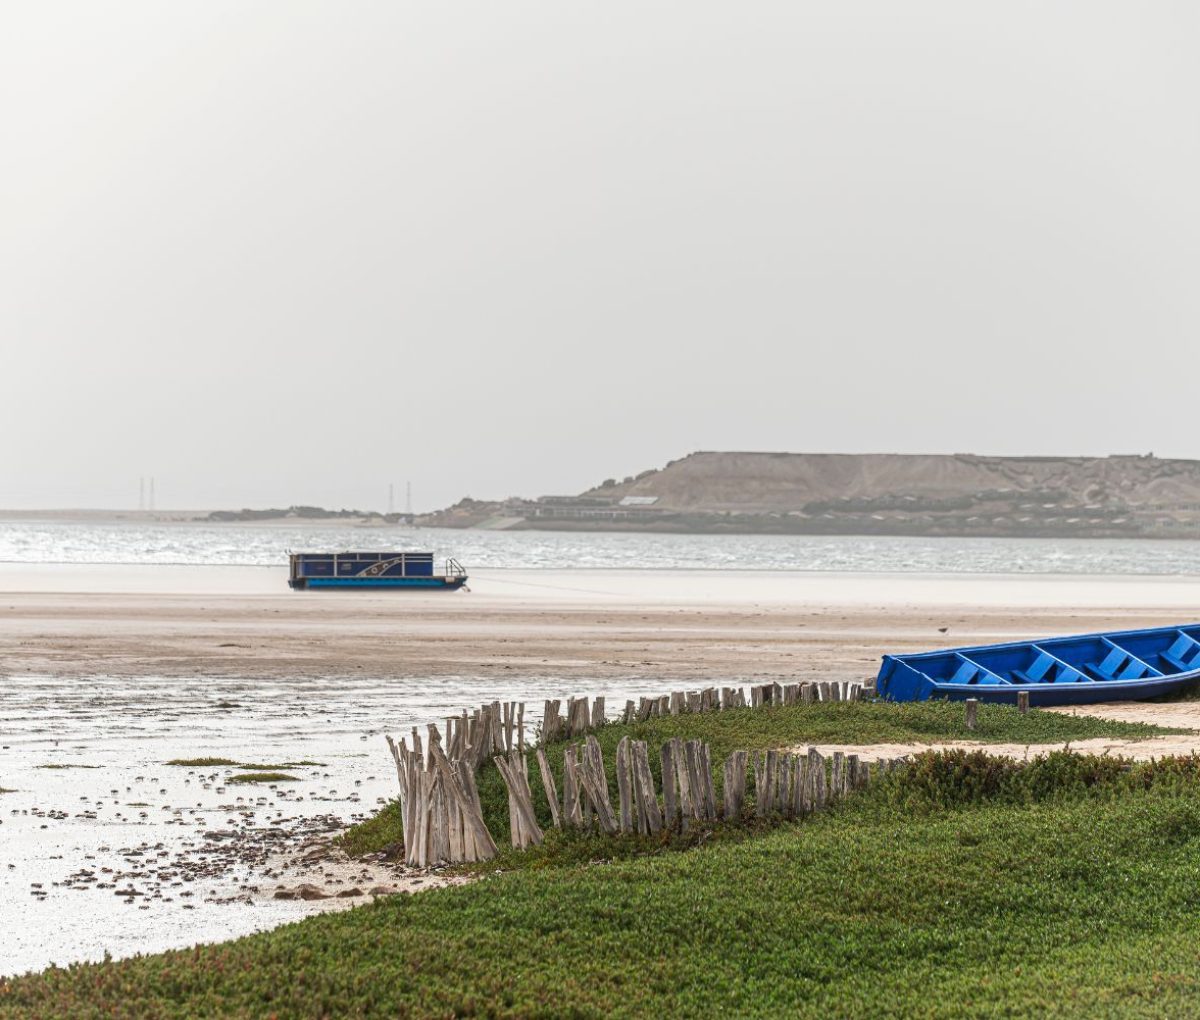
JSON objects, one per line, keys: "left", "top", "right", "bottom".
{"left": 3, "top": 2, "right": 1199, "bottom": 511}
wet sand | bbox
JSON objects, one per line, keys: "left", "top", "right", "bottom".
{"left": 2, "top": 563, "right": 1199, "bottom": 683}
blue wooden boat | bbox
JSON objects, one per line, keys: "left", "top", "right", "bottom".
{"left": 288, "top": 552, "right": 467, "bottom": 591}
{"left": 876, "top": 623, "right": 1200, "bottom": 706}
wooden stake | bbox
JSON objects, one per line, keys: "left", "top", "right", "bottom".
{"left": 561, "top": 747, "right": 583, "bottom": 827}
{"left": 673, "top": 738, "right": 694, "bottom": 831}
{"left": 661, "top": 740, "right": 678, "bottom": 829}
{"left": 578, "top": 736, "right": 619, "bottom": 834}
{"left": 631, "top": 741, "right": 663, "bottom": 833}
{"left": 809, "top": 748, "right": 827, "bottom": 810}
{"left": 494, "top": 752, "right": 544, "bottom": 848}
{"left": 535, "top": 747, "right": 562, "bottom": 828}
{"left": 722, "top": 750, "right": 748, "bottom": 820}
{"left": 615, "top": 736, "right": 633, "bottom": 833}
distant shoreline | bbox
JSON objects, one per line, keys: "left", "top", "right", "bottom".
{"left": 5, "top": 509, "right": 1200, "bottom": 542}
{"left": 0, "top": 509, "right": 412, "bottom": 528}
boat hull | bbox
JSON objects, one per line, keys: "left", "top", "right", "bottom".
{"left": 876, "top": 669, "right": 1200, "bottom": 706}
{"left": 289, "top": 576, "right": 467, "bottom": 591}
{"left": 876, "top": 622, "right": 1200, "bottom": 705}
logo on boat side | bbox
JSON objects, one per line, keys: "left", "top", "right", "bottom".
{"left": 359, "top": 557, "right": 404, "bottom": 576}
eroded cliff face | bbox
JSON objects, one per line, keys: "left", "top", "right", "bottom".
{"left": 420, "top": 451, "right": 1200, "bottom": 537}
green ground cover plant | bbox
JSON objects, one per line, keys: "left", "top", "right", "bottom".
{"left": 166, "top": 758, "right": 326, "bottom": 769}
{"left": 7, "top": 752, "right": 1200, "bottom": 1018}
{"left": 165, "top": 757, "right": 241, "bottom": 767}
{"left": 226, "top": 771, "right": 299, "bottom": 785}
{"left": 33, "top": 764, "right": 99, "bottom": 770}
{"left": 343, "top": 699, "right": 1185, "bottom": 855}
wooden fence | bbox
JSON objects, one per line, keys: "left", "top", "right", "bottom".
{"left": 621, "top": 681, "right": 866, "bottom": 723}
{"left": 385, "top": 682, "right": 885, "bottom": 868}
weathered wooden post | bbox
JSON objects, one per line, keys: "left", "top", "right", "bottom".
{"left": 965, "top": 698, "right": 979, "bottom": 732}
{"left": 808, "top": 748, "right": 827, "bottom": 810}
{"left": 682, "top": 740, "right": 705, "bottom": 822}
{"left": 561, "top": 747, "right": 583, "bottom": 827}
{"left": 542, "top": 699, "right": 561, "bottom": 744}
{"left": 846, "top": 754, "right": 862, "bottom": 792}
{"left": 1017, "top": 690, "right": 1030, "bottom": 715}
{"left": 535, "top": 747, "right": 561, "bottom": 828}
{"left": 494, "top": 751, "right": 545, "bottom": 849}
{"left": 572, "top": 697, "right": 592, "bottom": 736}
{"left": 631, "top": 741, "right": 663, "bottom": 833}
{"left": 615, "top": 736, "right": 634, "bottom": 833}
{"left": 722, "top": 750, "right": 748, "bottom": 820}
{"left": 793, "top": 755, "right": 809, "bottom": 815}
{"left": 752, "top": 752, "right": 767, "bottom": 817}
{"left": 673, "top": 737, "right": 696, "bottom": 830}
{"left": 661, "top": 740, "right": 679, "bottom": 829}
{"left": 778, "top": 754, "right": 795, "bottom": 815}
{"left": 576, "top": 736, "right": 619, "bottom": 835}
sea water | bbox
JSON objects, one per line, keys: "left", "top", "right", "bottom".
{"left": 3, "top": 521, "right": 1200, "bottom": 575}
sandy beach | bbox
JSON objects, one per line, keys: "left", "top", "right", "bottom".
{"left": 2, "top": 563, "right": 1199, "bottom": 682}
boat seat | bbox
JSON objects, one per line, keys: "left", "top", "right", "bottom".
{"left": 949, "top": 659, "right": 1003, "bottom": 685}
{"left": 1012, "top": 643, "right": 1089, "bottom": 681}
{"left": 1161, "top": 635, "right": 1200, "bottom": 673}
{"left": 1012, "top": 652, "right": 1070, "bottom": 681}
{"left": 1084, "top": 647, "right": 1141, "bottom": 682}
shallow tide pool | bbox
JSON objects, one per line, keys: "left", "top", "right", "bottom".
{"left": 0, "top": 672, "right": 681, "bottom": 976}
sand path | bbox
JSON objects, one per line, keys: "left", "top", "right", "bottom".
{"left": 790, "top": 701, "right": 1200, "bottom": 763}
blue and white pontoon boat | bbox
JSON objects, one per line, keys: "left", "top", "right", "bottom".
{"left": 876, "top": 623, "right": 1200, "bottom": 706}
{"left": 288, "top": 552, "right": 467, "bottom": 591}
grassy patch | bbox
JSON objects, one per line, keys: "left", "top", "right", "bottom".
{"left": 34, "top": 764, "right": 99, "bottom": 770}
{"left": 166, "top": 758, "right": 325, "bottom": 769}
{"left": 227, "top": 772, "right": 299, "bottom": 785}
{"left": 339, "top": 801, "right": 404, "bottom": 858}
{"left": 8, "top": 757, "right": 1200, "bottom": 1017}
{"left": 236, "top": 761, "right": 325, "bottom": 770}
{"left": 344, "top": 699, "right": 1187, "bottom": 856}
{"left": 166, "top": 757, "right": 237, "bottom": 767}
{"left": 612, "top": 698, "right": 1184, "bottom": 752}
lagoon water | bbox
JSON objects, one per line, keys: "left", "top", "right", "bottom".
{"left": 5, "top": 520, "right": 1200, "bottom": 575}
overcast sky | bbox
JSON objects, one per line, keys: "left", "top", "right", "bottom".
{"left": 3, "top": 2, "right": 1198, "bottom": 511}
